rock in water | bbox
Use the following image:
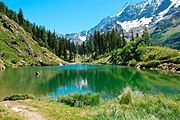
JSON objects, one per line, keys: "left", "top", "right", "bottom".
{"left": 36, "top": 72, "right": 40, "bottom": 76}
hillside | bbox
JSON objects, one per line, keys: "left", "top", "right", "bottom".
{"left": 150, "top": 12, "right": 180, "bottom": 49}
{"left": 0, "top": 13, "right": 66, "bottom": 70}
{"left": 92, "top": 45, "right": 180, "bottom": 73}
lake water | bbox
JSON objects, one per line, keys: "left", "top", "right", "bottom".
{"left": 0, "top": 64, "right": 180, "bottom": 100}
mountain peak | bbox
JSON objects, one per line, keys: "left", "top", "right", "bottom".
{"left": 116, "top": 2, "right": 131, "bottom": 17}
{"left": 66, "top": 0, "right": 180, "bottom": 43}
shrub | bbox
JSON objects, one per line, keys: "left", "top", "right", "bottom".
{"left": 128, "top": 59, "right": 137, "bottom": 67}
{"left": 119, "top": 87, "right": 132, "bottom": 105}
{"left": 4, "top": 94, "right": 35, "bottom": 101}
{"left": 58, "top": 93, "right": 100, "bottom": 107}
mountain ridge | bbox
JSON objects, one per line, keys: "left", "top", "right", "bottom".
{"left": 65, "top": 0, "right": 180, "bottom": 47}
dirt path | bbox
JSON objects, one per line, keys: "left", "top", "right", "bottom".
{"left": 1, "top": 101, "right": 46, "bottom": 120}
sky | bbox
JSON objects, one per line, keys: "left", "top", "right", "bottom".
{"left": 1, "top": 0, "right": 144, "bottom": 34}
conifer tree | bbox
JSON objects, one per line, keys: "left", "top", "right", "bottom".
{"left": 142, "top": 27, "right": 150, "bottom": 44}
{"left": 0, "top": 2, "right": 6, "bottom": 13}
{"left": 130, "top": 30, "right": 134, "bottom": 41}
{"left": 121, "top": 29, "right": 126, "bottom": 47}
{"left": 18, "top": 8, "right": 24, "bottom": 26}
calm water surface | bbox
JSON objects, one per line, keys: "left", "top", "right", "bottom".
{"left": 0, "top": 64, "right": 180, "bottom": 100}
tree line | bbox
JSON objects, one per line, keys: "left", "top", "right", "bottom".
{"left": 79, "top": 28, "right": 127, "bottom": 59}
{"left": 79, "top": 27, "right": 149, "bottom": 64}
{"left": 109, "top": 27, "right": 149, "bottom": 65}
{"left": 0, "top": 2, "right": 76, "bottom": 61}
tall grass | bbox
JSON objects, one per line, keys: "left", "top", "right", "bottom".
{"left": 94, "top": 87, "right": 180, "bottom": 120}
{"left": 58, "top": 93, "right": 100, "bottom": 107}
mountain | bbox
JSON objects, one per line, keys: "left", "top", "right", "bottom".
{"left": 0, "top": 13, "right": 66, "bottom": 70}
{"left": 66, "top": 0, "right": 180, "bottom": 47}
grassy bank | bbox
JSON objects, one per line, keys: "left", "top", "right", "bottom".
{"left": 91, "top": 46, "right": 180, "bottom": 73}
{"left": 1, "top": 89, "right": 180, "bottom": 120}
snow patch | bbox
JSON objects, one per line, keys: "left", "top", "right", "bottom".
{"left": 78, "top": 35, "right": 86, "bottom": 41}
{"left": 139, "top": 0, "right": 152, "bottom": 14}
{"left": 117, "top": 17, "right": 153, "bottom": 32}
{"left": 157, "top": 0, "right": 179, "bottom": 23}
{"left": 174, "top": 0, "right": 180, "bottom": 8}
{"left": 116, "top": 2, "right": 131, "bottom": 17}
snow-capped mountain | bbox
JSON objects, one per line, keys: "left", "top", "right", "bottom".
{"left": 65, "top": 0, "right": 180, "bottom": 42}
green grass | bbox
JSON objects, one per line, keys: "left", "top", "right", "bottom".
{"left": 150, "top": 25, "right": 180, "bottom": 49}
{"left": 16, "top": 91, "right": 180, "bottom": 120}
{"left": 136, "top": 46, "right": 180, "bottom": 69}
{"left": 58, "top": 93, "right": 100, "bottom": 107}
{"left": 0, "top": 91, "right": 179, "bottom": 119}
{"left": 20, "top": 100, "right": 98, "bottom": 120}
{"left": 0, "top": 13, "right": 66, "bottom": 69}
{"left": 143, "top": 46, "right": 179, "bottom": 62}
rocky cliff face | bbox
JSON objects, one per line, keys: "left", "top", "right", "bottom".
{"left": 0, "top": 13, "right": 66, "bottom": 70}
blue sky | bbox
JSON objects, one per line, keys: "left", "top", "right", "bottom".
{"left": 1, "top": 0, "right": 144, "bottom": 34}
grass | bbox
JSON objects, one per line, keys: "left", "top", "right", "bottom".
{"left": 0, "top": 13, "right": 66, "bottom": 69}
{"left": 19, "top": 100, "right": 98, "bottom": 120}
{"left": 0, "top": 92, "right": 179, "bottom": 119}
{"left": 14, "top": 90, "right": 180, "bottom": 120}
{"left": 58, "top": 93, "right": 100, "bottom": 107}
{"left": 136, "top": 46, "right": 180, "bottom": 70}
{"left": 143, "top": 46, "right": 179, "bottom": 62}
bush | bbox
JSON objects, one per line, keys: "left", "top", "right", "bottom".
{"left": 58, "top": 93, "right": 100, "bottom": 107}
{"left": 4, "top": 94, "right": 35, "bottom": 101}
{"left": 128, "top": 59, "right": 137, "bottom": 67}
{"left": 119, "top": 87, "right": 132, "bottom": 105}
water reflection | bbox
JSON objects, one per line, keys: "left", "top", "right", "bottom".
{"left": 0, "top": 65, "right": 180, "bottom": 100}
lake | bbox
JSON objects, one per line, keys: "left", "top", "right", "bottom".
{"left": 0, "top": 64, "right": 180, "bottom": 101}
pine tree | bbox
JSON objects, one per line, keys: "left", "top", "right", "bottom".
{"left": 121, "top": 29, "right": 126, "bottom": 47}
{"left": 18, "top": 8, "right": 24, "bottom": 26}
{"left": 136, "top": 33, "right": 139, "bottom": 38}
{"left": 142, "top": 27, "right": 150, "bottom": 44}
{"left": 0, "top": 2, "right": 6, "bottom": 13}
{"left": 130, "top": 30, "right": 134, "bottom": 41}
{"left": 69, "top": 43, "right": 73, "bottom": 61}
{"left": 63, "top": 40, "right": 67, "bottom": 60}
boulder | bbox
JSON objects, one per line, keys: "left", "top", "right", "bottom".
{"left": 3, "top": 22, "right": 14, "bottom": 33}
{"left": 0, "top": 59, "right": 5, "bottom": 70}
{"left": 0, "top": 64, "right": 5, "bottom": 70}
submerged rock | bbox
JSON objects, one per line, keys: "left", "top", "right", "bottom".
{"left": 36, "top": 72, "right": 40, "bottom": 76}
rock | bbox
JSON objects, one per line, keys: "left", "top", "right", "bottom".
{"left": 136, "top": 66, "right": 140, "bottom": 69}
{"left": 170, "top": 67, "right": 177, "bottom": 72}
{"left": 11, "top": 36, "right": 15, "bottom": 39}
{"left": 36, "top": 72, "right": 40, "bottom": 76}
{"left": 0, "top": 59, "right": 5, "bottom": 70}
{"left": 17, "top": 60, "right": 27, "bottom": 67}
{"left": 3, "top": 22, "right": 14, "bottom": 33}
{"left": 0, "top": 64, "right": 5, "bottom": 70}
